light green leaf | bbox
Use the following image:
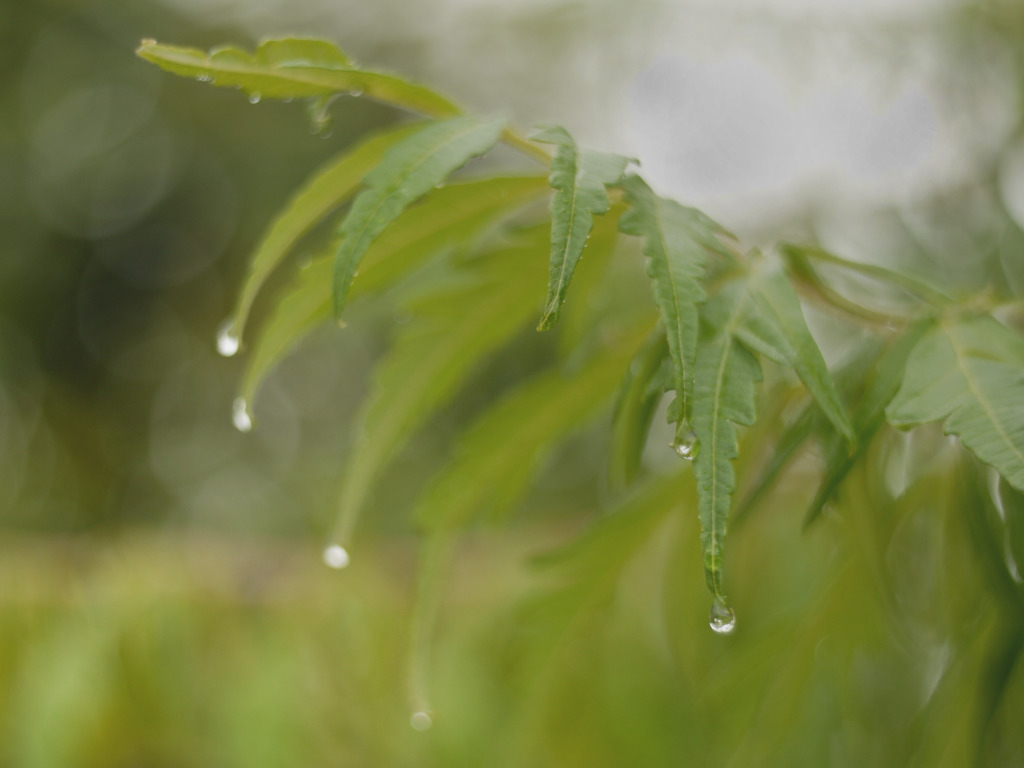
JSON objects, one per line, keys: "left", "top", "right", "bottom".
{"left": 609, "top": 328, "right": 669, "bottom": 490}
{"left": 887, "top": 314, "right": 1024, "bottom": 492}
{"left": 332, "top": 116, "right": 506, "bottom": 318}
{"left": 692, "top": 281, "right": 764, "bottom": 606}
{"left": 803, "top": 320, "right": 933, "bottom": 527}
{"left": 743, "top": 263, "right": 855, "bottom": 443}
{"left": 224, "top": 123, "right": 422, "bottom": 345}
{"left": 238, "top": 175, "right": 548, "bottom": 407}
{"left": 619, "top": 175, "right": 732, "bottom": 442}
{"left": 136, "top": 37, "right": 462, "bottom": 117}
{"left": 329, "top": 242, "right": 545, "bottom": 545}
{"left": 530, "top": 125, "right": 629, "bottom": 331}
{"left": 417, "top": 330, "right": 647, "bottom": 531}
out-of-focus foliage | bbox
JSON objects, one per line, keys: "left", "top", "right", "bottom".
{"left": 3, "top": 1, "right": 1024, "bottom": 767}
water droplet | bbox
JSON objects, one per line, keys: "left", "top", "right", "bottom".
{"left": 709, "top": 598, "right": 736, "bottom": 635}
{"left": 216, "top": 321, "right": 240, "bottom": 357}
{"left": 323, "top": 544, "right": 350, "bottom": 569}
{"left": 141, "top": 38, "right": 157, "bottom": 46}
{"left": 350, "top": 86, "right": 364, "bottom": 97}
{"left": 670, "top": 429, "right": 699, "bottom": 461}
{"left": 410, "top": 711, "right": 432, "bottom": 731}
{"left": 231, "top": 397, "right": 253, "bottom": 433}
{"left": 195, "top": 73, "right": 212, "bottom": 83}
{"left": 248, "top": 92, "right": 261, "bottom": 104}
{"left": 283, "top": 97, "right": 294, "bottom": 104}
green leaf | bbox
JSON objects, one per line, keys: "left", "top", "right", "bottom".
{"left": 743, "top": 263, "right": 855, "bottom": 443}
{"left": 136, "top": 37, "right": 462, "bottom": 117}
{"left": 609, "top": 328, "right": 670, "bottom": 490}
{"left": 887, "top": 314, "right": 1024, "bottom": 492}
{"left": 330, "top": 242, "right": 545, "bottom": 545}
{"left": 223, "top": 123, "right": 422, "bottom": 345}
{"left": 692, "top": 281, "right": 764, "bottom": 605}
{"left": 619, "top": 175, "right": 732, "bottom": 441}
{"left": 417, "top": 330, "right": 647, "bottom": 531}
{"left": 238, "top": 175, "right": 548, "bottom": 408}
{"left": 803, "top": 320, "right": 934, "bottom": 527}
{"left": 530, "top": 125, "right": 629, "bottom": 331}
{"left": 332, "top": 116, "right": 506, "bottom": 318}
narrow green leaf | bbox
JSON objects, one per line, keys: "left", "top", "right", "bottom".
{"left": 417, "top": 330, "right": 647, "bottom": 531}
{"left": 692, "top": 281, "right": 764, "bottom": 605}
{"left": 332, "top": 116, "right": 506, "bottom": 318}
{"left": 330, "top": 242, "right": 545, "bottom": 545}
{"left": 744, "top": 263, "right": 855, "bottom": 443}
{"left": 803, "top": 320, "right": 934, "bottom": 527}
{"left": 136, "top": 37, "right": 462, "bottom": 117}
{"left": 225, "top": 123, "right": 421, "bottom": 344}
{"left": 619, "top": 175, "right": 731, "bottom": 441}
{"left": 609, "top": 328, "right": 670, "bottom": 490}
{"left": 887, "top": 314, "right": 1024, "bottom": 492}
{"left": 239, "top": 175, "right": 548, "bottom": 407}
{"left": 530, "top": 125, "right": 628, "bottom": 331}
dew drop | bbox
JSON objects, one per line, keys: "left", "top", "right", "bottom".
{"left": 231, "top": 397, "right": 253, "bottom": 433}
{"left": 350, "top": 86, "right": 364, "bottom": 97}
{"left": 195, "top": 73, "right": 212, "bottom": 83}
{"left": 216, "top": 320, "right": 240, "bottom": 357}
{"left": 709, "top": 598, "right": 736, "bottom": 635}
{"left": 141, "top": 38, "right": 157, "bottom": 46}
{"left": 323, "top": 544, "right": 350, "bottom": 569}
{"left": 670, "top": 429, "right": 699, "bottom": 461}
{"left": 248, "top": 91, "right": 262, "bottom": 104}
{"left": 410, "top": 711, "right": 432, "bottom": 731}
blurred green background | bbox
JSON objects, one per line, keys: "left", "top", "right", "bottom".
{"left": 2, "top": 0, "right": 1024, "bottom": 765}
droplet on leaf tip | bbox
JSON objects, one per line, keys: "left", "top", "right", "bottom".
{"left": 670, "top": 431, "right": 699, "bottom": 461}
{"left": 141, "top": 38, "right": 156, "bottom": 46}
{"left": 410, "top": 711, "right": 432, "bottom": 731}
{"left": 709, "top": 598, "right": 736, "bottom": 635}
{"left": 323, "top": 544, "right": 350, "bottom": 569}
{"left": 231, "top": 397, "right": 253, "bottom": 433}
{"left": 216, "top": 321, "right": 240, "bottom": 357}
{"left": 248, "top": 91, "right": 262, "bottom": 104}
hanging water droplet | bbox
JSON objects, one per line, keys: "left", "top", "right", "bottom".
{"left": 248, "top": 91, "right": 262, "bottom": 104}
{"left": 350, "top": 86, "right": 364, "bottom": 97}
{"left": 323, "top": 544, "right": 350, "bottom": 569}
{"left": 216, "top": 321, "right": 240, "bottom": 357}
{"left": 231, "top": 397, "right": 253, "bottom": 433}
{"left": 410, "top": 711, "right": 432, "bottom": 731}
{"left": 196, "top": 73, "right": 212, "bottom": 83}
{"left": 708, "top": 598, "right": 736, "bottom": 635}
{"left": 670, "top": 428, "right": 699, "bottom": 461}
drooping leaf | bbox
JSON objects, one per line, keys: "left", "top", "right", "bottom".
{"left": 741, "top": 262, "right": 855, "bottom": 443}
{"left": 238, "top": 175, "right": 547, "bottom": 407}
{"left": 329, "top": 241, "right": 545, "bottom": 545}
{"left": 887, "top": 314, "right": 1024, "bottom": 492}
{"left": 417, "top": 329, "right": 648, "bottom": 531}
{"left": 224, "top": 123, "right": 422, "bottom": 344}
{"left": 530, "top": 125, "right": 629, "bottom": 331}
{"left": 136, "top": 37, "right": 462, "bottom": 117}
{"left": 609, "top": 328, "right": 670, "bottom": 490}
{"left": 332, "top": 116, "right": 506, "bottom": 318}
{"left": 803, "top": 319, "right": 934, "bottom": 527}
{"left": 618, "top": 175, "right": 733, "bottom": 442}
{"left": 691, "top": 280, "right": 764, "bottom": 606}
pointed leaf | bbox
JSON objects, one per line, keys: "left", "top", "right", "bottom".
{"left": 803, "top": 320, "right": 934, "bottom": 526}
{"left": 330, "top": 242, "right": 545, "bottom": 544}
{"left": 332, "top": 116, "right": 506, "bottom": 317}
{"left": 225, "top": 123, "right": 422, "bottom": 343}
{"left": 609, "top": 328, "right": 669, "bottom": 490}
{"left": 417, "top": 331, "right": 646, "bottom": 531}
{"left": 137, "top": 38, "right": 462, "bottom": 116}
{"left": 887, "top": 314, "right": 1024, "bottom": 492}
{"left": 530, "top": 125, "right": 629, "bottom": 330}
{"left": 239, "top": 175, "right": 548, "bottom": 406}
{"left": 619, "top": 175, "right": 731, "bottom": 440}
{"left": 692, "top": 281, "right": 764, "bottom": 604}
{"left": 744, "top": 264, "right": 855, "bottom": 443}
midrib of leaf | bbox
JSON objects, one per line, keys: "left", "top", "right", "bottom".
{"left": 946, "top": 320, "right": 1024, "bottom": 469}
{"left": 655, "top": 207, "right": 692, "bottom": 422}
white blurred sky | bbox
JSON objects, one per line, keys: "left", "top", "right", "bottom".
{"left": 156, "top": 0, "right": 1020, "bottom": 235}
